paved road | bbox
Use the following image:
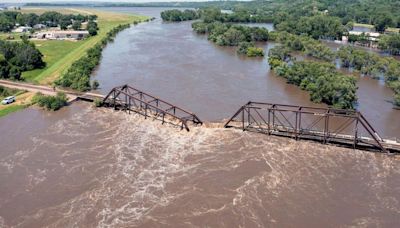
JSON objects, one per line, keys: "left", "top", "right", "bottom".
{"left": 0, "top": 79, "right": 104, "bottom": 101}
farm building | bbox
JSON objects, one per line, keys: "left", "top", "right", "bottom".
{"left": 36, "top": 30, "right": 89, "bottom": 40}
{"left": 13, "top": 26, "right": 32, "bottom": 33}
{"left": 33, "top": 24, "right": 47, "bottom": 30}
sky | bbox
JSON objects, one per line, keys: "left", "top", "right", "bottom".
{"left": 2, "top": 0, "right": 218, "bottom": 3}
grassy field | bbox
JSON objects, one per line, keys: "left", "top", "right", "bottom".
{"left": 18, "top": 8, "right": 149, "bottom": 85}
{"left": 0, "top": 32, "right": 25, "bottom": 41}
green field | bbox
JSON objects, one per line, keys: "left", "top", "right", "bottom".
{"left": 22, "top": 40, "right": 84, "bottom": 82}
{"left": 19, "top": 8, "right": 149, "bottom": 85}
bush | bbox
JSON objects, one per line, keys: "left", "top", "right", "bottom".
{"left": 32, "top": 92, "right": 68, "bottom": 111}
{"left": 394, "top": 93, "right": 400, "bottom": 107}
{"left": 93, "top": 98, "right": 103, "bottom": 107}
{"left": 237, "top": 41, "right": 254, "bottom": 55}
{"left": 92, "top": 80, "right": 99, "bottom": 90}
{"left": 246, "top": 47, "right": 264, "bottom": 57}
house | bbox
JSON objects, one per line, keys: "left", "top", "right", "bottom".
{"left": 13, "top": 26, "right": 32, "bottom": 33}
{"left": 36, "top": 30, "right": 89, "bottom": 40}
{"left": 342, "top": 31, "right": 381, "bottom": 42}
{"left": 33, "top": 24, "right": 47, "bottom": 30}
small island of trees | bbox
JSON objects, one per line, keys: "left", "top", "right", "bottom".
{"left": 161, "top": 9, "right": 200, "bottom": 22}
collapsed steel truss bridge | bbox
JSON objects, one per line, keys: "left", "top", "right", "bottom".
{"left": 102, "top": 85, "right": 202, "bottom": 131}
{"left": 224, "top": 101, "right": 400, "bottom": 154}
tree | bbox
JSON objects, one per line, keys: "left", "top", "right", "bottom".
{"left": 72, "top": 21, "right": 81, "bottom": 30}
{"left": 59, "top": 19, "right": 70, "bottom": 30}
{"left": 378, "top": 34, "right": 400, "bottom": 55}
{"left": 160, "top": 9, "right": 199, "bottom": 22}
{"left": 0, "top": 15, "right": 14, "bottom": 32}
{"left": 237, "top": 42, "right": 254, "bottom": 55}
{"left": 373, "top": 14, "right": 395, "bottom": 32}
{"left": 0, "top": 40, "right": 45, "bottom": 79}
{"left": 246, "top": 47, "right": 264, "bottom": 57}
{"left": 87, "top": 21, "right": 98, "bottom": 36}
{"left": 222, "top": 28, "right": 245, "bottom": 46}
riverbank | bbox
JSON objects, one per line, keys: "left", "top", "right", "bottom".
{"left": 0, "top": 8, "right": 148, "bottom": 117}
{"left": 19, "top": 8, "right": 149, "bottom": 85}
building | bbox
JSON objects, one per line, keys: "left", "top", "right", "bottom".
{"left": 13, "top": 26, "right": 32, "bottom": 33}
{"left": 36, "top": 30, "right": 89, "bottom": 40}
{"left": 350, "top": 31, "right": 380, "bottom": 41}
{"left": 342, "top": 31, "right": 381, "bottom": 48}
{"left": 33, "top": 24, "right": 47, "bottom": 30}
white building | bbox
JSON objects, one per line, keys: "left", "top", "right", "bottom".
{"left": 350, "top": 31, "right": 380, "bottom": 40}
{"left": 33, "top": 24, "right": 47, "bottom": 30}
{"left": 13, "top": 26, "right": 32, "bottom": 33}
{"left": 36, "top": 30, "right": 89, "bottom": 40}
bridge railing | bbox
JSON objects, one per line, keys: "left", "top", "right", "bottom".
{"left": 224, "top": 101, "right": 391, "bottom": 153}
{"left": 102, "top": 85, "right": 202, "bottom": 131}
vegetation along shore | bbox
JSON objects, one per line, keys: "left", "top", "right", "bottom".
{"left": 0, "top": 7, "right": 149, "bottom": 116}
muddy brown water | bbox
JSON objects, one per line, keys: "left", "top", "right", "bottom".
{"left": 1, "top": 7, "right": 400, "bottom": 227}
{"left": 92, "top": 7, "right": 400, "bottom": 139}
{"left": 1, "top": 103, "right": 400, "bottom": 227}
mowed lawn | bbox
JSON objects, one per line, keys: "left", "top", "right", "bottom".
{"left": 23, "top": 40, "right": 84, "bottom": 82}
{"left": 20, "top": 8, "right": 148, "bottom": 85}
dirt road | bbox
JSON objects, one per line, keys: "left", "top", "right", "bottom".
{"left": 0, "top": 80, "right": 104, "bottom": 101}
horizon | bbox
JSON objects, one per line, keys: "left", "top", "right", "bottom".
{"left": 1, "top": 0, "right": 233, "bottom": 3}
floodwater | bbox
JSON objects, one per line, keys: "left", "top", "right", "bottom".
{"left": 1, "top": 7, "right": 400, "bottom": 228}
{"left": 1, "top": 103, "right": 400, "bottom": 227}
{"left": 92, "top": 7, "right": 400, "bottom": 138}
{"left": 351, "top": 25, "right": 374, "bottom": 33}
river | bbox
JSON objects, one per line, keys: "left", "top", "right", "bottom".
{"left": 0, "top": 7, "right": 400, "bottom": 228}
{"left": 92, "top": 7, "right": 400, "bottom": 139}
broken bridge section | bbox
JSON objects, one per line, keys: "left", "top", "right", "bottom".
{"left": 102, "top": 85, "right": 203, "bottom": 131}
{"left": 224, "top": 101, "right": 400, "bottom": 154}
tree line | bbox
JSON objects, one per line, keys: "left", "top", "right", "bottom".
{"left": 161, "top": 9, "right": 200, "bottom": 22}
{"left": 0, "top": 38, "right": 45, "bottom": 80}
{"left": 0, "top": 11, "right": 98, "bottom": 32}
{"left": 336, "top": 46, "right": 400, "bottom": 106}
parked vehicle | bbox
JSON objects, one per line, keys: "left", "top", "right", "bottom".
{"left": 2, "top": 96, "right": 15, "bottom": 105}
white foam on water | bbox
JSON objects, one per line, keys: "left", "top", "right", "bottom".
{"left": 2, "top": 105, "right": 400, "bottom": 227}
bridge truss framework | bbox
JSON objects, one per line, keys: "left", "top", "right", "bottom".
{"left": 224, "top": 101, "right": 400, "bottom": 154}
{"left": 102, "top": 85, "right": 202, "bottom": 131}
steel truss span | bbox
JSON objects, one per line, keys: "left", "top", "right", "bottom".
{"left": 102, "top": 85, "right": 203, "bottom": 131}
{"left": 224, "top": 101, "right": 400, "bottom": 154}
